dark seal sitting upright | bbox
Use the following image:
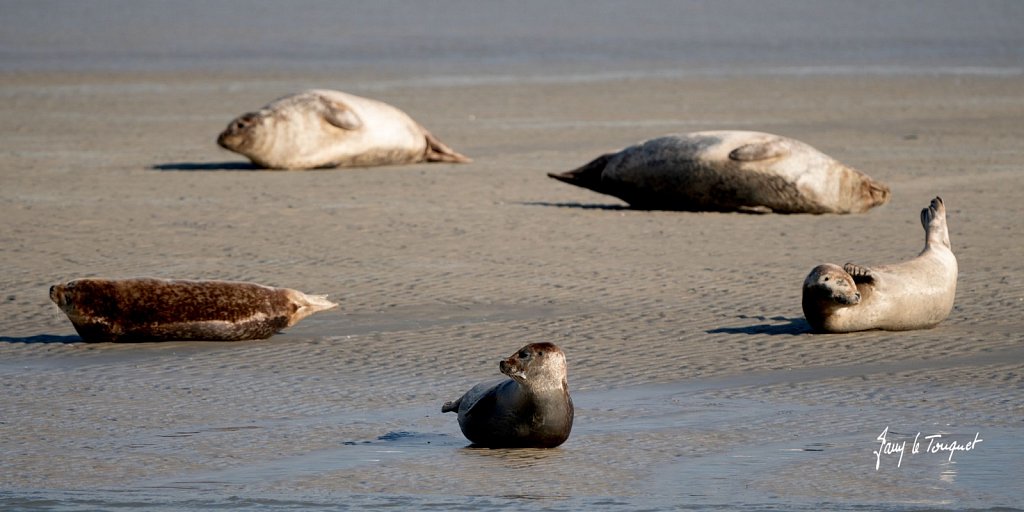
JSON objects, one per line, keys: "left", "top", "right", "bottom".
{"left": 442, "top": 342, "right": 573, "bottom": 448}
{"left": 802, "top": 197, "right": 958, "bottom": 332}
{"left": 50, "top": 278, "right": 338, "bottom": 342}
{"left": 548, "top": 130, "right": 890, "bottom": 213}
{"left": 217, "top": 89, "right": 470, "bottom": 169}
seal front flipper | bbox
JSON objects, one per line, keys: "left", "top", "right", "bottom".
{"left": 728, "top": 139, "right": 791, "bottom": 162}
{"left": 843, "top": 262, "right": 875, "bottom": 284}
{"left": 316, "top": 97, "right": 363, "bottom": 130}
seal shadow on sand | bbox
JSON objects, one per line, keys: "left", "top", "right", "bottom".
{"left": 152, "top": 161, "right": 260, "bottom": 171}
{"left": 0, "top": 334, "right": 82, "bottom": 344}
{"left": 519, "top": 201, "right": 631, "bottom": 211}
{"left": 520, "top": 201, "right": 775, "bottom": 214}
{"left": 707, "top": 316, "right": 811, "bottom": 336}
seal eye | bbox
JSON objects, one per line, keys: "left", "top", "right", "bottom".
{"left": 518, "top": 350, "right": 529, "bottom": 358}
{"left": 234, "top": 114, "right": 258, "bottom": 131}
{"left": 823, "top": 276, "right": 830, "bottom": 282}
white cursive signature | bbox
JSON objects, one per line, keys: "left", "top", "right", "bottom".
{"left": 874, "top": 426, "right": 982, "bottom": 470}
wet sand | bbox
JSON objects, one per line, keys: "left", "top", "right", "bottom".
{"left": 1, "top": 67, "right": 1022, "bottom": 510}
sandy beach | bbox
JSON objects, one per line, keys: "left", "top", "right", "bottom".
{"left": 2, "top": 2, "right": 1023, "bottom": 510}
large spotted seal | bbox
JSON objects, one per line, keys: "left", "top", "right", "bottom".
{"left": 802, "top": 197, "right": 957, "bottom": 332}
{"left": 548, "top": 130, "right": 890, "bottom": 213}
{"left": 50, "top": 278, "right": 337, "bottom": 342}
{"left": 217, "top": 89, "right": 470, "bottom": 169}
{"left": 442, "top": 342, "right": 573, "bottom": 448}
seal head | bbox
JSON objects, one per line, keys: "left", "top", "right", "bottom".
{"left": 801, "top": 264, "right": 862, "bottom": 332}
{"left": 217, "top": 112, "right": 263, "bottom": 154}
{"left": 442, "top": 342, "right": 573, "bottom": 448}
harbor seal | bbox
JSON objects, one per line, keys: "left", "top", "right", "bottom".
{"left": 441, "top": 342, "right": 573, "bottom": 448}
{"left": 802, "top": 197, "right": 958, "bottom": 332}
{"left": 217, "top": 89, "right": 471, "bottom": 169}
{"left": 49, "top": 278, "right": 338, "bottom": 342}
{"left": 548, "top": 130, "right": 890, "bottom": 213}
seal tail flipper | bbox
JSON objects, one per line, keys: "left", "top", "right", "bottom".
{"left": 921, "top": 196, "right": 951, "bottom": 249}
{"left": 920, "top": 196, "right": 945, "bottom": 228}
{"left": 547, "top": 153, "right": 614, "bottom": 193}
{"left": 423, "top": 130, "right": 472, "bottom": 163}
{"left": 286, "top": 292, "right": 338, "bottom": 326}
{"left": 441, "top": 398, "right": 461, "bottom": 413}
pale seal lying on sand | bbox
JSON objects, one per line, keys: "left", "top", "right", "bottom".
{"left": 50, "top": 278, "right": 337, "bottom": 342}
{"left": 217, "top": 89, "right": 470, "bottom": 169}
{"left": 548, "top": 130, "right": 890, "bottom": 213}
{"left": 802, "top": 197, "right": 957, "bottom": 332}
{"left": 442, "top": 342, "right": 573, "bottom": 448}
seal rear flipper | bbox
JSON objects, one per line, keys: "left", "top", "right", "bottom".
{"left": 920, "top": 196, "right": 951, "bottom": 249}
{"left": 548, "top": 153, "right": 614, "bottom": 192}
{"left": 423, "top": 130, "right": 472, "bottom": 163}
{"left": 843, "top": 263, "right": 875, "bottom": 284}
{"left": 441, "top": 398, "right": 461, "bottom": 413}
{"left": 920, "top": 196, "right": 946, "bottom": 228}
{"left": 286, "top": 292, "right": 338, "bottom": 326}
{"left": 728, "top": 139, "right": 791, "bottom": 162}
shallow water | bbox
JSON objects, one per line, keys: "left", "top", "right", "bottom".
{"left": 3, "top": 330, "right": 1022, "bottom": 510}
{"left": 2, "top": 401, "right": 1020, "bottom": 511}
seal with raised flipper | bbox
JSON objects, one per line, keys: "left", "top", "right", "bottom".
{"left": 217, "top": 89, "right": 470, "bottom": 169}
{"left": 49, "top": 278, "right": 338, "bottom": 342}
{"left": 548, "top": 130, "right": 890, "bottom": 213}
{"left": 802, "top": 197, "right": 957, "bottom": 332}
{"left": 442, "top": 342, "right": 573, "bottom": 448}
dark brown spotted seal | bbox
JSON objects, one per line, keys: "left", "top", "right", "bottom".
{"left": 217, "top": 89, "right": 470, "bottom": 169}
{"left": 548, "top": 130, "right": 890, "bottom": 213}
{"left": 442, "top": 342, "right": 573, "bottom": 448}
{"left": 49, "top": 278, "right": 337, "bottom": 342}
{"left": 802, "top": 197, "right": 958, "bottom": 332}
